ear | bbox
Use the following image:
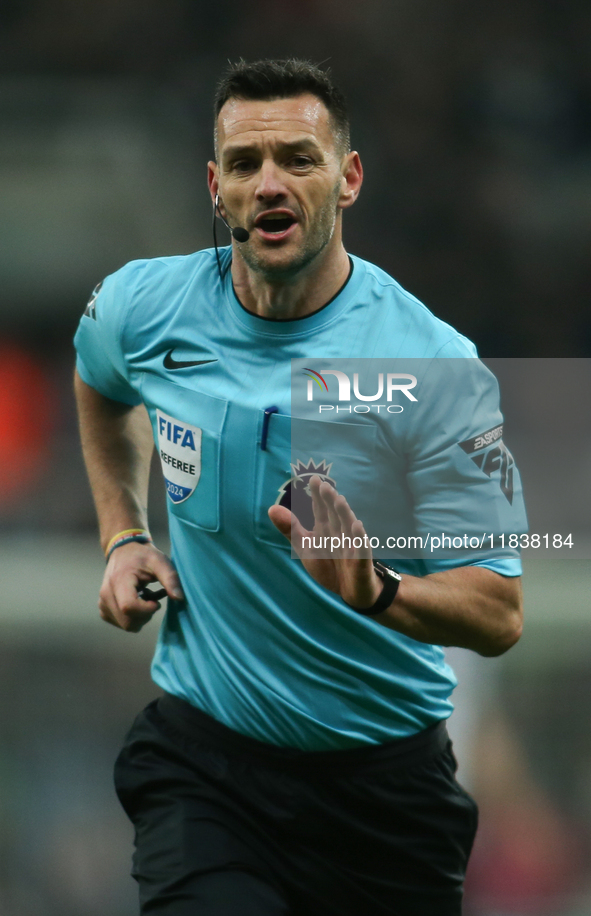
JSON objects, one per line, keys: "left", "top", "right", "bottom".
{"left": 338, "top": 152, "right": 363, "bottom": 210}
{"left": 207, "top": 161, "right": 219, "bottom": 207}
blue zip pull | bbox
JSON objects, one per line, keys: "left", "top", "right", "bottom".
{"left": 261, "top": 406, "right": 279, "bottom": 451}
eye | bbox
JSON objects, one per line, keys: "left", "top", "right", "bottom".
{"left": 289, "top": 156, "right": 314, "bottom": 169}
{"left": 231, "top": 159, "right": 256, "bottom": 173}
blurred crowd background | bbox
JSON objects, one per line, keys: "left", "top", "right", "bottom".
{"left": 1, "top": 1, "right": 590, "bottom": 914}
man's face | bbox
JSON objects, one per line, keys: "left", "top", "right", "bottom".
{"left": 210, "top": 94, "right": 353, "bottom": 280}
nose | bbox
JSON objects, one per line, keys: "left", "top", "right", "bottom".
{"left": 255, "top": 160, "right": 287, "bottom": 203}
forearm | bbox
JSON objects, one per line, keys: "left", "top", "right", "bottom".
{"left": 74, "top": 370, "right": 155, "bottom": 553}
{"left": 373, "top": 566, "right": 523, "bottom": 657}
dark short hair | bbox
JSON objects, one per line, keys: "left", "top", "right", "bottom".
{"left": 213, "top": 58, "right": 350, "bottom": 156}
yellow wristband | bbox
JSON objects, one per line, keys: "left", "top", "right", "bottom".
{"left": 105, "top": 528, "right": 150, "bottom": 558}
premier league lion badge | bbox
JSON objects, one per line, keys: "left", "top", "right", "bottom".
{"left": 275, "top": 458, "right": 336, "bottom": 529}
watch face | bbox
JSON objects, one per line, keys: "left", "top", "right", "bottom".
{"left": 374, "top": 561, "right": 401, "bottom": 581}
{"left": 386, "top": 568, "right": 402, "bottom": 581}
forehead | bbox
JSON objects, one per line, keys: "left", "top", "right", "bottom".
{"left": 217, "top": 94, "right": 334, "bottom": 153}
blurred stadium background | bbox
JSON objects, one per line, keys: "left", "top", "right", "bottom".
{"left": 1, "top": 1, "right": 590, "bottom": 914}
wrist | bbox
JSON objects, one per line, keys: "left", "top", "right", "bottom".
{"left": 105, "top": 528, "right": 152, "bottom": 561}
{"left": 348, "top": 561, "right": 402, "bottom": 617}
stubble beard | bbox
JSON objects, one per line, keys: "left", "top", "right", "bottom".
{"left": 237, "top": 181, "right": 342, "bottom": 283}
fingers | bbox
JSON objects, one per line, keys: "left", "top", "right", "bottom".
{"left": 268, "top": 504, "right": 294, "bottom": 541}
{"left": 350, "top": 517, "right": 373, "bottom": 562}
{"left": 98, "top": 575, "right": 160, "bottom": 633}
{"left": 98, "top": 542, "right": 184, "bottom": 633}
{"left": 270, "top": 477, "right": 378, "bottom": 605}
{"left": 268, "top": 504, "right": 313, "bottom": 559}
{"left": 270, "top": 479, "right": 336, "bottom": 560}
{"left": 271, "top": 477, "right": 373, "bottom": 568}
{"left": 308, "top": 475, "right": 330, "bottom": 529}
{"left": 315, "top": 480, "right": 374, "bottom": 568}
{"left": 314, "top": 479, "right": 363, "bottom": 555}
{"left": 314, "top": 483, "right": 378, "bottom": 606}
{"left": 98, "top": 590, "right": 158, "bottom": 633}
{"left": 149, "top": 552, "right": 185, "bottom": 601}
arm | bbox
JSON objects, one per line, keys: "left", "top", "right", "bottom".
{"left": 373, "top": 564, "right": 522, "bottom": 657}
{"left": 74, "top": 369, "right": 184, "bottom": 631}
{"left": 269, "top": 476, "right": 523, "bottom": 658}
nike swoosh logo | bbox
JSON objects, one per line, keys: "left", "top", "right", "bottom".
{"left": 164, "top": 350, "right": 218, "bottom": 370}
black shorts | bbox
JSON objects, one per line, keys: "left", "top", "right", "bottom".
{"left": 114, "top": 695, "right": 478, "bottom": 916}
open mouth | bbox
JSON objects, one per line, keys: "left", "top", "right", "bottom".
{"left": 257, "top": 215, "right": 296, "bottom": 234}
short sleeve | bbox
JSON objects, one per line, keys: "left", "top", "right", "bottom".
{"left": 74, "top": 263, "right": 143, "bottom": 406}
{"left": 404, "top": 346, "right": 528, "bottom": 575}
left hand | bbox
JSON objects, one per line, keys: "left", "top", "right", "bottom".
{"left": 268, "top": 475, "right": 383, "bottom": 610}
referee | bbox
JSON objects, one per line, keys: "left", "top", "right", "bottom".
{"left": 74, "top": 59, "right": 526, "bottom": 916}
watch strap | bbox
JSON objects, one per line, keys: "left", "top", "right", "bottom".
{"left": 350, "top": 561, "right": 402, "bottom": 616}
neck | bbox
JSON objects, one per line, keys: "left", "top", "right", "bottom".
{"left": 231, "top": 237, "right": 351, "bottom": 321}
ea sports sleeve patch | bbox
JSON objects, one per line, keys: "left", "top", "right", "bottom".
{"left": 74, "top": 266, "right": 142, "bottom": 405}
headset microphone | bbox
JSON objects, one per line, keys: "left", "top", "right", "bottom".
{"left": 229, "top": 224, "right": 250, "bottom": 243}
{"left": 214, "top": 195, "right": 250, "bottom": 242}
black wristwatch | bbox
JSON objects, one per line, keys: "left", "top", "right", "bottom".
{"left": 350, "top": 561, "right": 402, "bottom": 617}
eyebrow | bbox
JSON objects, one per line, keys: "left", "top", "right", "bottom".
{"left": 221, "top": 138, "right": 322, "bottom": 163}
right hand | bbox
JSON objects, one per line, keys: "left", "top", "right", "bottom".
{"left": 268, "top": 476, "right": 382, "bottom": 610}
{"left": 98, "top": 541, "right": 185, "bottom": 632}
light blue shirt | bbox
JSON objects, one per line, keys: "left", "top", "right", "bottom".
{"left": 75, "top": 247, "right": 526, "bottom": 750}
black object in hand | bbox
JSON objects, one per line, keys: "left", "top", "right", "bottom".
{"left": 138, "top": 585, "right": 168, "bottom": 602}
